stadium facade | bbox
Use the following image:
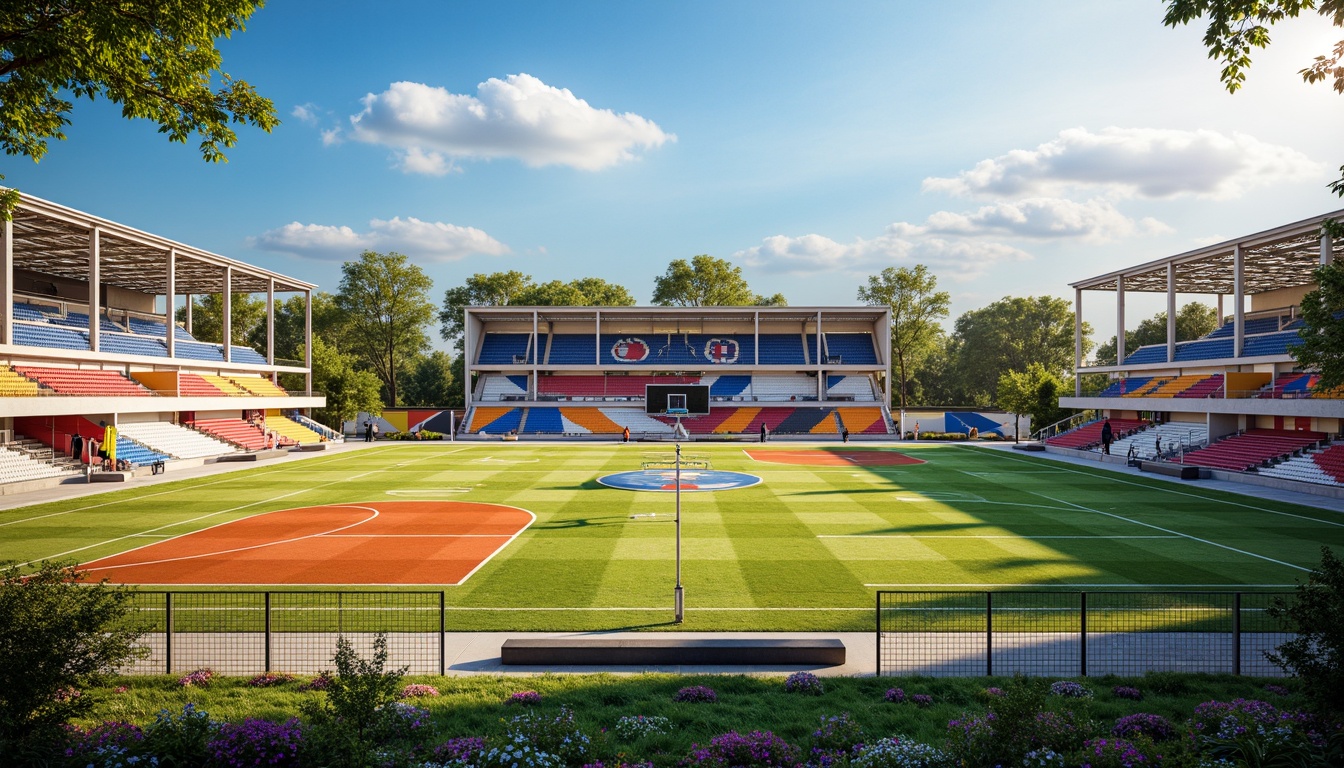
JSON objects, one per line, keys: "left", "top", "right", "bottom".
{"left": 0, "top": 193, "right": 328, "bottom": 489}
{"left": 1054, "top": 208, "right": 1343, "bottom": 492}
{"left": 461, "top": 305, "right": 895, "bottom": 438}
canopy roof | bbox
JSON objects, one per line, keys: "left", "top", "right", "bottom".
{"left": 1071, "top": 209, "right": 1343, "bottom": 295}
{"left": 469, "top": 306, "right": 889, "bottom": 325}
{"left": 7, "top": 192, "right": 313, "bottom": 295}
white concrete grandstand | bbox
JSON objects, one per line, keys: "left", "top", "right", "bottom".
{"left": 462, "top": 306, "right": 894, "bottom": 438}
{"left": 1053, "top": 208, "right": 1343, "bottom": 493}
{"left": 0, "top": 193, "right": 328, "bottom": 486}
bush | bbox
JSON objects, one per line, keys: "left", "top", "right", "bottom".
{"left": 682, "top": 731, "right": 800, "bottom": 768}
{"left": 1111, "top": 713, "right": 1176, "bottom": 742}
{"left": 299, "top": 633, "right": 412, "bottom": 768}
{"left": 615, "top": 715, "right": 672, "bottom": 740}
{"left": 141, "top": 702, "right": 218, "bottom": 766}
{"left": 0, "top": 561, "right": 144, "bottom": 751}
{"left": 207, "top": 717, "right": 302, "bottom": 768}
{"left": 783, "top": 672, "right": 823, "bottom": 695}
{"left": 398, "top": 683, "right": 440, "bottom": 699}
{"left": 505, "top": 706, "right": 593, "bottom": 765}
{"left": 508, "top": 690, "right": 543, "bottom": 706}
{"left": 1267, "top": 546, "right": 1344, "bottom": 716}
{"left": 246, "top": 672, "right": 295, "bottom": 688}
{"left": 853, "top": 737, "right": 953, "bottom": 768}
{"left": 673, "top": 686, "right": 717, "bottom": 703}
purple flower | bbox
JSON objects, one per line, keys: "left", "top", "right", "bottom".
{"left": 682, "top": 730, "right": 800, "bottom": 768}
{"left": 399, "top": 683, "right": 441, "bottom": 699}
{"left": 177, "top": 667, "right": 214, "bottom": 688}
{"left": 1048, "top": 680, "right": 1092, "bottom": 698}
{"left": 1263, "top": 684, "right": 1290, "bottom": 697}
{"left": 63, "top": 721, "right": 144, "bottom": 758}
{"left": 883, "top": 688, "right": 905, "bottom": 703}
{"left": 247, "top": 672, "right": 295, "bottom": 688}
{"left": 508, "top": 690, "right": 543, "bottom": 705}
{"left": 298, "top": 671, "right": 333, "bottom": 692}
{"left": 674, "top": 685, "right": 718, "bottom": 703}
{"left": 1112, "top": 686, "right": 1142, "bottom": 701}
{"left": 983, "top": 686, "right": 1004, "bottom": 697}
{"left": 909, "top": 694, "right": 933, "bottom": 708}
{"left": 433, "top": 736, "right": 487, "bottom": 763}
{"left": 1113, "top": 713, "right": 1176, "bottom": 742}
{"left": 1081, "top": 737, "right": 1150, "bottom": 768}
{"left": 784, "top": 672, "right": 824, "bottom": 695}
{"left": 207, "top": 718, "right": 302, "bottom": 768}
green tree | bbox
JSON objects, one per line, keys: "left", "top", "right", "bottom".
{"left": 265, "top": 292, "right": 343, "bottom": 363}
{"left": 652, "top": 254, "right": 783, "bottom": 306}
{"left": 562, "top": 277, "right": 638, "bottom": 307}
{"left": 1164, "top": 0, "right": 1344, "bottom": 196}
{"left": 1292, "top": 259, "right": 1344, "bottom": 390}
{"left": 1267, "top": 546, "right": 1344, "bottom": 716}
{"left": 0, "top": 0, "right": 278, "bottom": 218}
{"left": 857, "top": 265, "right": 951, "bottom": 419}
{"left": 953, "top": 296, "right": 1091, "bottom": 406}
{"left": 996, "top": 364, "right": 1061, "bottom": 442}
{"left": 401, "top": 351, "right": 455, "bottom": 407}
{"left": 438, "top": 271, "right": 537, "bottom": 346}
{"left": 1093, "top": 302, "right": 1219, "bottom": 365}
{"left": 175, "top": 292, "right": 266, "bottom": 347}
{"left": 0, "top": 561, "right": 144, "bottom": 750}
{"left": 336, "top": 251, "right": 435, "bottom": 406}
{"left": 308, "top": 337, "right": 383, "bottom": 430}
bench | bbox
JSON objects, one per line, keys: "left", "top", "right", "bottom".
{"left": 501, "top": 637, "right": 845, "bottom": 666}
{"left": 1139, "top": 461, "right": 1208, "bottom": 480}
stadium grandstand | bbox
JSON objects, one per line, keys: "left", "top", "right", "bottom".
{"left": 461, "top": 305, "right": 895, "bottom": 438}
{"left": 1050, "top": 208, "right": 1344, "bottom": 493}
{"left": 0, "top": 193, "right": 328, "bottom": 489}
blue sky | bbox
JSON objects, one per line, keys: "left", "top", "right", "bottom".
{"left": 4, "top": 2, "right": 1342, "bottom": 344}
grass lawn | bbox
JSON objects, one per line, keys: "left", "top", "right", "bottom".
{"left": 1, "top": 442, "right": 1339, "bottom": 632}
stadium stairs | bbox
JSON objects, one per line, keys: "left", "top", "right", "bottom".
{"left": 0, "top": 443, "right": 76, "bottom": 484}
{"left": 1257, "top": 443, "right": 1344, "bottom": 487}
{"left": 1045, "top": 418, "right": 1148, "bottom": 451}
{"left": 1180, "top": 429, "right": 1328, "bottom": 473}
{"left": 189, "top": 418, "right": 293, "bottom": 451}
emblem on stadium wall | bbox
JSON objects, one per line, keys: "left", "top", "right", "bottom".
{"left": 704, "top": 338, "right": 739, "bottom": 364}
{"left": 611, "top": 337, "right": 650, "bottom": 362}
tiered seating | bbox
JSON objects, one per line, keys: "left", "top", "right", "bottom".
{"left": 757, "top": 334, "right": 806, "bottom": 364}
{"left": 230, "top": 376, "right": 289, "bottom": 397}
{"left": 1174, "top": 338, "right": 1235, "bottom": 361}
{"left": 290, "top": 413, "right": 342, "bottom": 441}
{"left": 1181, "top": 429, "right": 1326, "bottom": 472}
{"left": 826, "top": 375, "right": 876, "bottom": 400}
{"left": 1096, "top": 377, "right": 1152, "bottom": 397}
{"left": 1257, "top": 443, "right": 1344, "bottom": 486}
{"left": 1045, "top": 418, "right": 1148, "bottom": 450}
{"left": 480, "top": 374, "right": 529, "bottom": 401}
{"left": 1147, "top": 374, "right": 1207, "bottom": 397}
{"left": 178, "top": 374, "right": 228, "bottom": 397}
{"left": 116, "top": 421, "right": 238, "bottom": 459}
{"left": 1122, "top": 345, "right": 1168, "bottom": 364}
{"left": 1242, "top": 331, "right": 1302, "bottom": 357}
{"left": 126, "top": 316, "right": 195, "bottom": 340}
{"left": 13, "top": 302, "right": 53, "bottom": 321}
{"left": 546, "top": 334, "right": 598, "bottom": 364}
{"left": 1258, "top": 373, "right": 1313, "bottom": 399}
{"left": 267, "top": 416, "right": 324, "bottom": 445}
{"left": 558, "top": 408, "right": 624, "bottom": 434}
{"left": 468, "top": 407, "right": 523, "bottom": 434}
{"left": 1175, "top": 374, "right": 1223, "bottom": 398}
{"left": 14, "top": 367, "right": 152, "bottom": 397}
{"left": 596, "top": 408, "right": 674, "bottom": 435}
{"left": 806, "top": 333, "right": 819, "bottom": 363}
{"left": 1110, "top": 422, "right": 1208, "bottom": 458}
{"left": 522, "top": 408, "right": 563, "bottom": 434}
{"left": 823, "top": 333, "right": 879, "bottom": 364}
{"left": 537, "top": 374, "right": 698, "bottom": 399}
{"left": 706, "top": 375, "right": 750, "bottom": 398}
{"left": 0, "top": 366, "right": 41, "bottom": 396}
{"left": 189, "top": 418, "right": 270, "bottom": 450}
{"left": 200, "top": 375, "right": 250, "bottom": 396}
{"left": 48, "top": 310, "right": 123, "bottom": 333}
{"left": 114, "top": 437, "right": 170, "bottom": 467}
{"left": 229, "top": 346, "right": 268, "bottom": 364}
{"left": 1123, "top": 377, "right": 1171, "bottom": 397}
{"left": 174, "top": 341, "right": 225, "bottom": 361}
{"left": 13, "top": 322, "right": 89, "bottom": 351}
{"left": 98, "top": 333, "right": 168, "bottom": 357}
{"left": 838, "top": 407, "right": 889, "bottom": 434}
{"left": 1206, "top": 316, "right": 1286, "bottom": 338}
{"left": 750, "top": 374, "right": 816, "bottom": 401}
{"left": 478, "top": 333, "right": 534, "bottom": 364}
{"left": 0, "top": 446, "right": 70, "bottom": 484}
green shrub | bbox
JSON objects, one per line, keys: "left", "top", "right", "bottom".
{"left": 0, "top": 561, "right": 144, "bottom": 752}
{"left": 300, "top": 633, "right": 414, "bottom": 767}
{"left": 1267, "top": 546, "right": 1344, "bottom": 717}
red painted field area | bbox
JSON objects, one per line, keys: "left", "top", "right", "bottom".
{"left": 78, "top": 501, "right": 533, "bottom": 585}
{"left": 745, "top": 449, "right": 924, "bottom": 466}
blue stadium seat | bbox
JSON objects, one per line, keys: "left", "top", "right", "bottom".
{"left": 547, "top": 334, "right": 598, "bottom": 364}
{"left": 478, "top": 333, "right": 533, "bottom": 364}
{"left": 13, "top": 322, "right": 89, "bottom": 351}
{"left": 757, "top": 334, "right": 806, "bottom": 364}
{"left": 823, "top": 333, "right": 878, "bottom": 364}
{"left": 523, "top": 408, "right": 563, "bottom": 433}
{"left": 115, "top": 437, "right": 170, "bottom": 467}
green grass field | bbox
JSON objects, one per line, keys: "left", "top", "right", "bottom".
{"left": 1, "top": 442, "right": 1340, "bottom": 631}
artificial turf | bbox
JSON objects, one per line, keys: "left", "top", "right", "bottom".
{"left": 0, "top": 442, "right": 1339, "bottom": 632}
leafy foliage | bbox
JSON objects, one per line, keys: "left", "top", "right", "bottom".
{"left": 438, "top": 271, "right": 635, "bottom": 346}
{"left": 996, "top": 363, "right": 1066, "bottom": 441}
{"left": 174, "top": 292, "right": 266, "bottom": 347}
{"left": 952, "top": 296, "right": 1089, "bottom": 406}
{"left": 300, "top": 633, "right": 413, "bottom": 767}
{"left": 401, "top": 350, "right": 456, "bottom": 408}
{"left": 336, "top": 251, "right": 436, "bottom": 406}
{"left": 0, "top": 0, "right": 277, "bottom": 218}
{"left": 307, "top": 336, "right": 383, "bottom": 429}
{"left": 858, "top": 265, "right": 950, "bottom": 415}
{"left": 0, "top": 561, "right": 143, "bottom": 750}
{"left": 1267, "top": 546, "right": 1344, "bottom": 716}
{"left": 1290, "top": 261, "right": 1344, "bottom": 391}
{"left": 651, "top": 255, "right": 783, "bottom": 307}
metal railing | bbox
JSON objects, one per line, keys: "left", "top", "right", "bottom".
{"left": 121, "top": 591, "right": 446, "bottom": 676}
{"left": 876, "top": 591, "right": 1292, "bottom": 677}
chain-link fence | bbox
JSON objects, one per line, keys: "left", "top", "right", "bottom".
{"left": 876, "top": 591, "right": 1295, "bottom": 677}
{"left": 120, "top": 591, "right": 445, "bottom": 676}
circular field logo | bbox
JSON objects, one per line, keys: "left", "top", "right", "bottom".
{"left": 597, "top": 469, "right": 761, "bottom": 492}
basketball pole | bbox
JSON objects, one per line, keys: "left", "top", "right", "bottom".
{"left": 674, "top": 433, "right": 684, "bottom": 623}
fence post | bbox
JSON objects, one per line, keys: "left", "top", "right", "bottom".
{"left": 439, "top": 591, "right": 446, "bottom": 676}
{"left": 164, "top": 592, "right": 173, "bottom": 675}
{"left": 1233, "top": 592, "right": 1241, "bottom": 676}
{"left": 264, "top": 592, "right": 272, "bottom": 673}
{"left": 986, "top": 592, "right": 993, "bottom": 677}
{"left": 875, "top": 591, "right": 882, "bottom": 677}
{"left": 1080, "top": 592, "right": 1088, "bottom": 677}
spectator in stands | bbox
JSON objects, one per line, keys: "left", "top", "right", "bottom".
{"left": 760, "top": 423, "right": 768, "bottom": 443}
{"left": 842, "top": 426, "right": 850, "bottom": 443}
{"left": 1101, "top": 419, "right": 1113, "bottom": 454}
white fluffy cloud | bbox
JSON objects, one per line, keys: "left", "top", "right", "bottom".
{"left": 913, "top": 198, "right": 1171, "bottom": 241}
{"left": 736, "top": 228, "right": 1030, "bottom": 281}
{"left": 343, "top": 74, "right": 674, "bottom": 173}
{"left": 250, "top": 217, "right": 509, "bottom": 262}
{"left": 922, "top": 127, "right": 1321, "bottom": 200}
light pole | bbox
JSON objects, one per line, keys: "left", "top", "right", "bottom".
{"left": 674, "top": 439, "right": 684, "bottom": 623}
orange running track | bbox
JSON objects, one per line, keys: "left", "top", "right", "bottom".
{"left": 744, "top": 449, "right": 924, "bottom": 466}
{"left": 77, "top": 501, "right": 533, "bottom": 586}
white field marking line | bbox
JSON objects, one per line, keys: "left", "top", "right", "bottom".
{"left": 884, "top": 498, "right": 1077, "bottom": 512}
{"left": 449, "top": 504, "right": 537, "bottom": 586}
{"left": 1035, "top": 492, "right": 1309, "bottom": 572}
{"left": 321, "top": 534, "right": 512, "bottom": 538}
{"left": 473, "top": 456, "right": 540, "bottom": 464}
{"left": 385, "top": 489, "right": 471, "bottom": 495}
{"left": 818, "top": 534, "right": 1181, "bottom": 539}
{"left": 21, "top": 450, "right": 447, "bottom": 567}
{"left": 963, "top": 470, "right": 1069, "bottom": 476}
{"left": 441, "top": 606, "right": 872, "bottom": 612}
{"left": 78, "top": 506, "right": 381, "bottom": 572}
{"left": 0, "top": 443, "right": 392, "bottom": 529}
{"left": 864, "top": 583, "right": 1299, "bottom": 588}
{"left": 955, "top": 445, "right": 1344, "bottom": 527}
